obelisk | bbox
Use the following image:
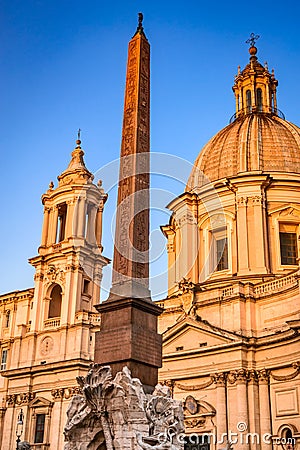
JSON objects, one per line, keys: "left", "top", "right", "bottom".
{"left": 94, "top": 14, "right": 162, "bottom": 389}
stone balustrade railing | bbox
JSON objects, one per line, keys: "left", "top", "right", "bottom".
{"left": 44, "top": 317, "right": 61, "bottom": 329}
{"left": 220, "top": 272, "right": 298, "bottom": 300}
{"left": 74, "top": 311, "right": 100, "bottom": 326}
{"left": 254, "top": 273, "right": 297, "bottom": 296}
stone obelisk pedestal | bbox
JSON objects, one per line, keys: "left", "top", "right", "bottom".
{"left": 94, "top": 298, "right": 162, "bottom": 388}
{"left": 94, "top": 15, "right": 162, "bottom": 389}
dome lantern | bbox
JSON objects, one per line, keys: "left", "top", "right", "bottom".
{"left": 232, "top": 34, "right": 279, "bottom": 120}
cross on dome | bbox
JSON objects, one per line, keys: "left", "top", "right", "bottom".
{"left": 246, "top": 32, "right": 260, "bottom": 48}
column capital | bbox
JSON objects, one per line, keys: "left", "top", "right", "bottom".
{"left": 257, "top": 368, "right": 270, "bottom": 383}
{"left": 34, "top": 273, "right": 44, "bottom": 282}
{"left": 228, "top": 368, "right": 248, "bottom": 384}
{"left": 248, "top": 195, "right": 263, "bottom": 205}
{"left": 248, "top": 369, "right": 258, "bottom": 384}
{"left": 237, "top": 196, "right": 248, "bottom": 207}
{"left": 212, "top": 372, "right": 227, "bottom": 386}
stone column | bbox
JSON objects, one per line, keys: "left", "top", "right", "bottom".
{"left": 41, "top": 206, "right": 50, "bottom": 246}
{"left": 95, "top": 204, "right": 104, "bottom": 249}
{"left": 234, "top": 369, "right": 249, "bottom": 450}
{"left": 213, "top": 372, "right": 227, "bottom": 443}
{"left": 0, "top": 405, "right": 7, "bottom": 448}
{"left": 65, "top": 200, "right": 75, "bottom": 238}
{"left": 167, "top": 233, "right": 176, "bottom": 293}
{"left": 265, "top": 83, "right": 270, "bottom": 113}
{"left": 247, "top": 370, "right": 260, "bottom": 450}
{"left": 92, "top": 268, "right": 102, "bottom": 306}
{"left": 236, "top": 196, "right": 250, "bottom": 274}
{"left": 86, "top": 204, "right": 97, "bottom": 245}
{"left": 175, "top": 222, "right": 181, "bottom": 282}
{"left": 258, "top": 369, "right": 272, "bottom": 450}
{"left": 76, "top": 197, "right": 86, "bottom": 238}
{"left": 249, "top": 195, "right": 267, "bottom": 273}
{"left": 235, "top": 93, "right": 239, "bottom": 113}
{"left": 50, "top": 206, "right": 59, "bottom": 244}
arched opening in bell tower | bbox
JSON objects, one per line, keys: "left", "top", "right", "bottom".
{"left": 56, "top": 203, "right": 67, "bottom": 243}
{"left": 48, "top": 284, "right": 62, "bottom": 319}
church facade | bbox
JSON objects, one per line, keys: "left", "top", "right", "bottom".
{"left": 0, "top": 23, "right": 300, "bottom": 450}
{"left": 0, "top": 139, "right": 109, "bottom": 449}
{"left": 158, "top": 41, "right": 300, "bottom": 450}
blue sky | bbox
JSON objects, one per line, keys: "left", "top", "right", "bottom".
{"left": 1, "top": 0, "right": 300, "bottom": 298}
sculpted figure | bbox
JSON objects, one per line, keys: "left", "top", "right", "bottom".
{"left": 17, "top": 443, "right": 31, "bottom": 450}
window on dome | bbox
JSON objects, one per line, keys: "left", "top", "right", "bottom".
{"left": 211, "top": 229, "right": 229, "bottom": 272}
{"left": 279, "top": 223, "right": 298, "bottom": 265}
{"left": 257, "top": 88, "right": 263, "bottom": 112}
{"left": 246, "top": 90, "right": 252, "bottom": 113}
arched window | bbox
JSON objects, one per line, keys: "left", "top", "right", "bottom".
{"left": 282, "top": 428, "right": 295, "bottom": 449}
{"left": 257, "top": 88, "right": 263, "bottom": 111}
{"left": 246, "top": 90, "right": 252, "bottom": 112}
{"left": 48, "top": 284, "right": 62, "bottom": 319}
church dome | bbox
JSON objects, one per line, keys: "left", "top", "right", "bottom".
{"left": 187, "top": 41, "right": 300, "bottom": 191}
{"left": 187, "top": 114, "right": 300, "bottom": 190}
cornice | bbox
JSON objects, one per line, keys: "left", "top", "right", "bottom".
{"left": 159, "top": 362, "right": 300, "bottom": 386}
{"left": 0, "top": 358, "right": 92, "bottom": 379}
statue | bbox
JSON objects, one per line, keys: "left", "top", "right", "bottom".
{"left": 17, "top": 443, "right": 31, "bottom": 450}
{"left": 64, "top": 365, "right": 184, "bottom": 450}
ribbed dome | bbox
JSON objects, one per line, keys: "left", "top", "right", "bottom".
{"left": 187, "top": 114, "right": 300, "bottom": 191}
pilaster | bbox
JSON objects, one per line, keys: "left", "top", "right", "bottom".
{"left": 247, "top": 370, "right": 260, "bottom": 450}
{"left": 213, "top": 372, "right": 227, "bottom": 442}
{"left": 258, "top": 369, "right": 271, "bottom": 450}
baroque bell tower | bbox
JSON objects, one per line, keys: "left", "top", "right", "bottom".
{"left": 28, "top": 136, "right": 108, "bottom": 356}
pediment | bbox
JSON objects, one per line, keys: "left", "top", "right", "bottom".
{"left": 163, "top": 316, "right": 239, "bottom": 353}
{"left": 29, "top": 396, "right": 53, "bottom": 408}
{"left": 268, "top": 204, "right": 300, "bottom": 218}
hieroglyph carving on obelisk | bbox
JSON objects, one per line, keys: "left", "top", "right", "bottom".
{"left": 110, "top": 13, "right": 151, "bottom": 300}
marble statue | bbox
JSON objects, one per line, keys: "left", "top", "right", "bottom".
{"left": 64, "top": 365, "right": 184, "bottom": 450}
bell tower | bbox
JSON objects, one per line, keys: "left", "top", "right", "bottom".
{"left": 29, "top": 136, "right": 108, "bottom": 349}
